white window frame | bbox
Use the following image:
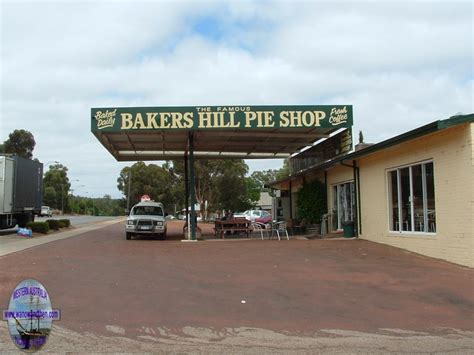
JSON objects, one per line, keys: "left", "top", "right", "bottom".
{"left": 386, "top": 160, "right": 436, "bottom": 236}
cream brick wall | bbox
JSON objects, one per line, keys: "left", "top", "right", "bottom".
{"left": 357, "top": 123, "right": 473, "bottom": 267}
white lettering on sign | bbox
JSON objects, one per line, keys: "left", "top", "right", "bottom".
{"left": 108, "top": 107, "right": 349, "bottom": 130}
{"left": 280, "top": 111, "right": 326, "bottom": 127}
{"left": 198, "top": 112, "right": 241, "bottom": 128}
{"left": 95, "top": 109, "right": 117, "bottom": 129}
{"left": 244, "top": 111, "right": 275, "bottom": 128}
{"left": 329, "top": 106, "right": 348, "bottom": 126}
{"left": 121, "top": 112, "right": 194, "bottom": 129}
{"left": 216, "top": 106, "right": 251, "bottom": 112}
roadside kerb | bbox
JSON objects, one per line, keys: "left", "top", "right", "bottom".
{"left": 0, "top": 217, "right": 126, "bottom": 257}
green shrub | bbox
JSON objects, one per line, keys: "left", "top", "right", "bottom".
{"left": 26, "top": 222, "right": 50, "bottom": 234}
{"left": 58, "top": 219, "right": 71, "bottom": 228}
{"left": 45, "top": 219, "right": 60, "bottom": 230}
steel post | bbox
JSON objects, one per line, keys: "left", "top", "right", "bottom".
{"left": 188, "top": 132, "right": 196, "bottom": 240}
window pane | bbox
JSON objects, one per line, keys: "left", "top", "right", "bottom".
{"left": 425, "top": 162, "right": 436, "bottom": 232}
{"left": 412, "top": 165, "right": 424, "bottom": 231}
{"left": 400, "top": 167, "right": 412, "bottom": 231}
{"left": 389, "top": 170, "right": 398, "bottom": 231}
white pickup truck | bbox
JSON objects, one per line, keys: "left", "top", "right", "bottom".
{"left": 125, "top": 201, "right": 167, "bottom": 240}
{"left": 40, "top": 206, "right": 53, "bottom": 217}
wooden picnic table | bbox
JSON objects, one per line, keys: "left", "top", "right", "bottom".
{"left": 214, "top": 218, "right": 252, "bottom": 239}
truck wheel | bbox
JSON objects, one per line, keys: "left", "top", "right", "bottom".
{"left": 17, "top": 213, "right": 33, "bottom": 228}
{"left": 126, "top": 232, "right": 132, "bottom": 240}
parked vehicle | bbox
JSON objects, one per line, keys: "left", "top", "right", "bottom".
{"left": 0, "top": 155, "right": 43, "bottom": 229}
{"left": 177, "top": 213, "right": 202, "bottom": 221}
{"left": 125, "top": 200, "right": 167, "bottom": 240}
{"left": 40, "top": 206, "right": 53, "bottom": 217}
{"left": 255, "top": 211, "right": 272, "bottom": 224}
{"left": 234, "top": 210, "right": 272, "bottom": 224}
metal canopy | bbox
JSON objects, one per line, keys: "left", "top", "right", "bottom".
{"left": 91, "top": 104, "right": 353, "bottom": 241}
{"left": 91, "top": 105, "right": 353, "bottom": 161}
{"left": 95, "top": 128, "right": 338, "bottom": 161}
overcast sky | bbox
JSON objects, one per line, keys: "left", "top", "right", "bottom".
{"left": 1, "top": 0, "right": 472, "bottom": 199}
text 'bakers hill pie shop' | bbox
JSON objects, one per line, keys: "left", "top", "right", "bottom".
{"left": 268, "top": 113, "right": 473, "bottom": 267}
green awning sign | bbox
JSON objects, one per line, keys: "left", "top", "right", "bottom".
{"left": 91, "top": 105, "right": 352, "bottom": 131}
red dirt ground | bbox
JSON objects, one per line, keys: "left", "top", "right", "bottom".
{"left": 0, "top": 220, "right": 472, "bottom": 337}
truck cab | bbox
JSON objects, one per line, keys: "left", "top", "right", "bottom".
{"left": 125, "top": 201, "right": 167, "bottom": 240}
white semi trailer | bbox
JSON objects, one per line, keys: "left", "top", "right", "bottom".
{"left": 0, "top": 155, "right": 43, "bottom": 229}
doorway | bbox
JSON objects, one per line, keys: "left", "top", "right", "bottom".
{"left": 332, "top": 181, "right": 355, "bottom": 230}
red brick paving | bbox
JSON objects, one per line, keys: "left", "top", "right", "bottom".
{"left": 0, "top": 220, "right": 472, "bottom": 337}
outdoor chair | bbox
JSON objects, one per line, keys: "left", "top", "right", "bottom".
{"left": 271, "top": 221, "right": 289, "bottom": 241}
{"left": 251, "top": 222, "right": 270, "bottom": 240}
{"left": 321, "top": 213, "right": 332, "bottom": 235}
{"left": 428, "top": 210, "right": 436, "bottom": 233}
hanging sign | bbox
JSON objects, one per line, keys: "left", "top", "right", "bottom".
{"left": 91, "top": 105, "right": 353, "bottom": 132}
{"left": 140, "top": 195, "right": 151, "bottom": 202}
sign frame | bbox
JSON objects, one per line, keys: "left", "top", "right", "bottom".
{"left": 91, "top": 105, "right": 353, "bottom": 132}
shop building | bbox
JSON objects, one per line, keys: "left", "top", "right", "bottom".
{"left": 269, "top": 114, "right": 473, "bottom": 267}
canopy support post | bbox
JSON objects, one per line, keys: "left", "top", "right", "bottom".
{"left": 189, "top": 132, "right": 197, "bottom": 241}
{"left": 184, "top": 149, "right": 189, "bottom": 240}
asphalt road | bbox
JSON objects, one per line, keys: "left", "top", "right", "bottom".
{"left": 0, "top": 215, "right": 118, "bottom": 236}
{"left": 0, "top": 220, "right": 473, "bottom": 353}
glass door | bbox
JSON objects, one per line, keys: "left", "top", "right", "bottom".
{"left": 332, "top": 182, "right": 355, "bottom": 230}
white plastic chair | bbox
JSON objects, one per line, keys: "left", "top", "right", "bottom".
{"left": 271, "top": 221, "right": 289, "bottom": 241}
{"left": 428, "top": 210, "right": 436, "bottom": 233}
{"left": 321, "top": 213, "right": 332, "bottom": 235}
{"left": 251, "top": 222, "right": 269, "bottom": 240}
